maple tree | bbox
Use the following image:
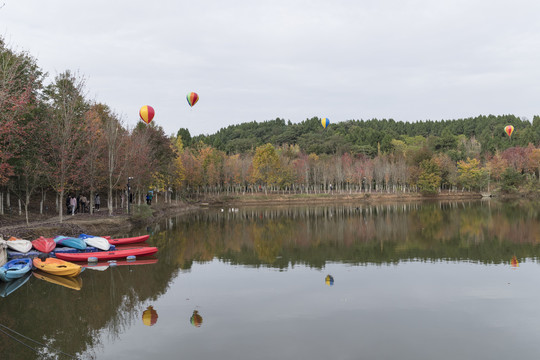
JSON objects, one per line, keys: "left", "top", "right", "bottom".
{"left": 0, "top": 39, "right": 42, "bottom": 186}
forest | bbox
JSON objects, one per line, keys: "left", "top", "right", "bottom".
{"left": 1, "top": 38, "right": 540, "bottom": 223}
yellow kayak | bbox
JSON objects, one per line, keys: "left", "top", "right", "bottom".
{"left": 33, "top": 270, "right": 82, "bottom": 291}
{"left": 32, "top": 257, "right": 82, "bottom": 277}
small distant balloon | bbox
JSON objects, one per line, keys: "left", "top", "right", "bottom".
{"left": 504, "top": 125, "right": 514, "bottom": 138}
{"left": 511, "top": 256, "right": 519, "bottom": 268}
{"left": 321, "top": 118, "right": 330, "bottom": 129}
{"left": 187, "top": 92, "right": 199, "bottom": 107}
{"left": 139, "top": 105, "right": 155, "bottom": 124}
{"left": 190, "top": 310, "right": 203, "bottom": 327}
{"left": 325, "top": 274, "right": 334, "bottom": 286}
{"left": 142, "top": 306, "right": 158, "bottom": 326}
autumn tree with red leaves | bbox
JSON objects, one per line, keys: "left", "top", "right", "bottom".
{"left": 0, "top": 38, "right": 44, "bottom": 217}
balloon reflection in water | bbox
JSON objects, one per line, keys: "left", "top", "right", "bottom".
{"left": 190, "top": 310, "right": 203, "bottom": 327}
{"left": 143, "top": 306, "right": 158, "bottom": 326}
{"left": 511, "top": 256, "right": 519, "bottom": 268}
{"left": 325, "top": 275, "right": 334, "bottom": 286}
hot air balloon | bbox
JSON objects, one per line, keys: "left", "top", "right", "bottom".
{"left": 190, "top": 310, "right": 203, "bottom": 327}
{"left": 139, "top": 105, "right": 155, "bottom": 124}
{"left": 142, "top": 306, "right": 158, "bottom": 326}
{"left": 321, "top": 118, "right": 330, "bottom": 129}
{"left": 187, "top": 92, "right": 199, "bottom": 107}
{"left": 504, "top": 125, "right": 514, "bottom": 138}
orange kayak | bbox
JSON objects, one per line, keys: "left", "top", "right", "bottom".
{"left": 32, "top": 257, "right": 82, "bottom": 277}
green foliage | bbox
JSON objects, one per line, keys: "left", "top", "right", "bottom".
{"left": 176, "top": 128, "right": 192, "bottom": 147}
{"left": 457, "top": 158, "right": 488, "bottom": 191}
{"left": 417, "top": 159, "right": 442, "bottom": 194}
{"left": 252, "top": 144, "right": 281, "bottom": 186}
{"left": 499, "top": 167, "right": 524, "bottom": 193}
{"left": 185, "top": 115, "right": 538, "bottom": 159}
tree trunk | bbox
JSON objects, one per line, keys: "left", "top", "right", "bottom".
{"left": 24, "top": 193, "right": 30, "bottom": 225}
{"left": 59, "top": 190, "right": 64, "bottom": 223}
{"left": 89, "top": 190, "right": 94, "bottom": 215}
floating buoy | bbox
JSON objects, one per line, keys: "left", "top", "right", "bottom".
{"left": 88, "top": 257, "right": 98, "bottom": 263}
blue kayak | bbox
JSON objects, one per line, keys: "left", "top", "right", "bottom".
{"left": 0, "top": 258, "right": 33, "bottom": 282}
{"left": 53, "top": 236, "right": 87, "bottom": 250}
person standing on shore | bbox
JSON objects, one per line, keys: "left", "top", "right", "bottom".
{"left": 95, "top": 193, "right": 100, "bottom": 211}
{"left": 66, "top": 195, "right": 71, "bottom": 215}
{"left": 81, "top": 194, "right": 87, "bottom": 213}
{"left": 70, "top": 195, "right": 77, "bottom": 216}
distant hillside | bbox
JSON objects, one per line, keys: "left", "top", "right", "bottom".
{"left": 183, "top": 115, "right": 540, "bottom": 156}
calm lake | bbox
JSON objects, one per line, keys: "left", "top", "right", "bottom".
{"left": 1, "top": 200, "right": 540, "bottom": 360}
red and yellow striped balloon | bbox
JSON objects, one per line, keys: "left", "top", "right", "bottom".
{"left": 186, "top": 92, "right": 199, "bottom": 107}
{"left": 139, "top": 105, "right": 155, "bottom": 124}
{"left": 142, "top": 306, "right": 158, "bottom": 326}
{"left": 504, "top": 125, "right": 514, "bottom": 138}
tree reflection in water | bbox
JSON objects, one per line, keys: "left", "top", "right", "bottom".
{"left": 1, "top": 200, "right": 539, "bottom": 359}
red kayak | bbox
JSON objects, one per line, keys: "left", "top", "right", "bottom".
{"left": 32, "top": 237, "right": 56, "bottom": 253}
{"left": 106, "top": 235, "right": 150, "bottom": 245}
{"left": 55, "top": 247, "right": 158, "bottom": 262}
{"left": 81, "top": 257, "right": 158, "bottom": 268}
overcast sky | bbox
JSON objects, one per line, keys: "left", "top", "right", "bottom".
{"left": 2, "top": 0, "right": 540, "bottom": 136}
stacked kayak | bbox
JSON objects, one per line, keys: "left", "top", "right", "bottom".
{"left": 32, "top": 257, "right": 82, "bottom": 277}
{"left": 78, "top": 234, "right": 111, "bottom": 251}
{"left": 6, "top": 237, "right": 32, "bottom": 253}
{"left": 106, "top": 235, "right": 150, "bottom": 245}
{"left": 0, "top": 239, "right": 7, "bottom": 266}
{"left": 0, "top": 258, "right": 32, "bottom": 282}
{"left": 54, "top": 236, "right": 86, "bottom": 250}
{"left": 56, "top": 246, "right": 158, "bottom": 262}
{"left": 32, "top": 237, "right": 56, "bottom": 253}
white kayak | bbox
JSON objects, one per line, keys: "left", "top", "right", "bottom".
{"left": 82, "top": 236, "right": 111, "bottom": 251}
{"left": 6, "top": 238, "right": 32, "bottom": 253}
{"left": 0, "top": 240, "right": 7, "bottom": 266}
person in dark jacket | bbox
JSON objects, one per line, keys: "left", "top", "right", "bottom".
{"left": 66, "top": 195, "right": 71, "bottom": 215}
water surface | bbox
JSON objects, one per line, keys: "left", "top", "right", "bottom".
{"left": 1, "top": 200, "right": 540, "bottom": 359}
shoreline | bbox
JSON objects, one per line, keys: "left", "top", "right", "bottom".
{"left": 215, "top": 191, "right": 483, "bottom": 206}
{"left": 0, "top": 191, "right": 501, "bottom": 239}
